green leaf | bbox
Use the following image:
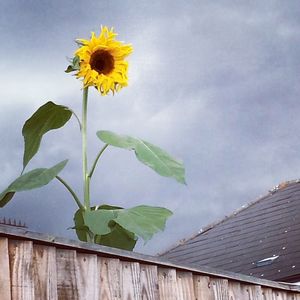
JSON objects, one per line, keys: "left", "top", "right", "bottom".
{"left": 97, "top": 130, "right": 186, "bottom": 184}
{"left": 0, "top": 160, "right": 68, "bottom": 207}
{"left": 65, "top": 56, "right": 80, "bottom": 73}
{"left": 114, "top": 205, "right": 173, "bottom": 243}
{"left": 95, "top": 224, "right": 137, "bottom": 251}
{"left": 22, "top": 101, "right": 72, "bottom": 169}
{"left": 83, "top": 209, "right": 117, "bottom": 236}
{"left": 73, "top": 209, "right": 90, "bottom": 242}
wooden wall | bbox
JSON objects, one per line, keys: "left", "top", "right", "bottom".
{"left": 0, "top": 237, "right": 299, "bottom": 300}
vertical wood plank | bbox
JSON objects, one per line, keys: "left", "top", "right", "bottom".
{"left": 0, "top": 238, "right": 11, "bottom": 300}
{"left": 33, "top": 245, "right": 57, "bottom": 300}
{"left": 261, "top": 288, "right": 273, "bottom": 300}
{"left": 287, "top": 293, "right": 299, "bottom": 300}
{"left": 99, "top": 257, "right": 121, "bottom": 300}
{"left": 241, "top": 284, "right": 263, "bottom": 300}
{"left": 158, "top": 267, "right": 179, "bottom": 300}
{"left": 56, "top": 249, "right": 79, "bottom": 300}
{"left": 176, "top": 271, "right": 195, "bottom": 300}
{"left": 140, "top": 264, "right": 159, "bottom": 300}
{"left": 9, "top": 240, "right": 35, "bottom": 300}
{"left": 228, "top": 281, "right": 242, "bottom": 300}
{"left": 121, "top": 261, "right": 141, "bottom": 300}
{"left": 77, "top": 253, "right": 99, "bottom": 300}
{"left": 210, "top": 278, "right": 229, "bottom": 300}
{"left": 273, "top": 290, "right": 288, "bottom": 300}
{"left": 193, "top": 275, "right": 214, "bottom": 300}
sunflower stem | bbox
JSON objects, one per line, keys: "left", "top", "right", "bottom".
{"left": 82, "top": 87, "right": 90, "bottom": 210}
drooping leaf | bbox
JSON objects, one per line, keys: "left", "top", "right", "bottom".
{"left": 83, "top": 209, "right": 117, "bottom": 236}
{"left": 97, "top": 130, "right": 186, "bottom": 184}
{"left": 114, "top": 205, "right": 173, "bottom": 242}
{"left": 65, "top": 56, "right": 80, "bottom": 73}
{"left": 0, "top": 160, "right": 68, "bottom": 207}
{"left": 22, "top": 101, "right": 72, "bottom": 169}
{"left": 95, "top": 223, "right": 137, "bottom": 251}
{"left": 73, "top": 209, "right": 90, "bottom": 242}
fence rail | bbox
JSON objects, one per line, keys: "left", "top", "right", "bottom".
{"left": 0, "top": 225, "right": 299, "bottom": 299}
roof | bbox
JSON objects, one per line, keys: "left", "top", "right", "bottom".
{"left": 160, "top": 180, "right": 300, "bottom": 282}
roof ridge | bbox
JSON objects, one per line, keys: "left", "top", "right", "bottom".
{"left": 158, "top": 179, "right": 300, "bottom": 256}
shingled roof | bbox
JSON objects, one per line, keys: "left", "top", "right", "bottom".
{"left": 160, "top": 180, "right": 300, "bottom": 282}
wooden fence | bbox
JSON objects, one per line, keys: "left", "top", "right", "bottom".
{"left": 0, "top": 225, "right": 299, "bottom": 299}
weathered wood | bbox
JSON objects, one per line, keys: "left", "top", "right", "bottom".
{"left": 0, "top": 224, "right": 298, "bottom": 293}
{"left": 273, "top": 290, "right": 288, "bottom": 300}
{"left": 76, "top": 253, "right": 99, "bottom": 300}
{"left": 32, "top": 245, "right": 57, "bottom": 300}
{"left": 210, "top": 278, "right": 229, "bottom": 300}
{"left": 176, "top": 271, "right": 195, "bottom": 299}
{"left": 99, "top": 257, "right": 121, "bottom": 299}
{"left": 9, "top": 240, "right": 35, "bottom": 300}
{"left": 140, "top": 264, "right": 159, "bottom": 299}
{"left": 121, "top": 261, "right": 141, "bottom": 300}
{"left": 228, "top": 281, "right": 242, "bottom": 300}
{"left": 240, "top": 284, "right": 263, "bottom": 300}
{"left": 56, "top": 249, "right": 79, "bottom": 300}
{"left": 158, "top": 267, "right": 179, "bottom": 300}
{"left": 193, "top": 275, "right": 214, "bottom": 300}
{"left": 261, "top": 287, "right": 273, "bottom": 300}
{"left": 287, "top": 293, "right": 300, "bottom": 300}
{"left": 0, "top": 238, "right": 11, "bottom": 300}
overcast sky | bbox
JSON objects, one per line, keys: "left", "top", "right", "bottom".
{"left": 0, "top": 0, "right": 300, "bottom": 254}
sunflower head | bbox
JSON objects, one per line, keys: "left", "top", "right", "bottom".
{"left": 68, "top": 27, "right": 133, "bottom": 96}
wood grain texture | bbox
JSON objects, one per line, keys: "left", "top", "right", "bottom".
{"left": 228, "top": 281, "right": 242, "bottom": 300}
{"left": 77, "top": 253, "right": 99, "bottom": 300}
{"left": 261, "top": 288, "right": 273, "bottom": 300}
{"left": 33, "top": 245, "right": 57, "bottom": 300}
{"left": 99, "top": 257, "right": 121, "bottom": 300}
{"left": 0, "top": 238, "right": 11, "bottom": 300}
{"left": 9, "top": 240, "right": 35, "bottom": 300}
{"left": 158, "top": 267, "right": 179, "bottom": 300}
{"left": 210, "top": 278, "right": 229, "bottom": 300}
{"left": 176, "top": 271, "right": 195, "bottom": 300}
{"left": 240, "top": 284, "right": 263, "bottom": 300}
{"left": 193, "top": 275, "right": 214, "bottom": 300}
{"left": 121, "top": 261, "right": 141, "bottom": 300}
{"left": 140, "top": 264, "right": 159, "bottom": 300}
{"left": 273, "top": 290, "right": 288, "bottom": 300}
{"left": 56, "top": 249, "right": 79, "bottom": 300}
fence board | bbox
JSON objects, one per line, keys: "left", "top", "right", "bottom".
{"left": 77, "top": 253, "right": 99, "bottom": 300}
{"left": 158, "top": 267, "right": 179, "bottom": 300}
{"left": 193, "top": 275, "right": 214, "bottom": 300}
{"left": 9, "top": 240, "right": 35, "bottom": 300}
{"left": 273, "top": 290, "right": 288, "bottom": 300}
{"left": 32, "top": 245, "right": 57, "bottom": 300}
{"left": 210, "top": 278, "right": 229, "bottom": 300}
{"left": 240, "top": 284, "right": 263, "bottom": 300}
{"left": 176, "top": 271, "right": 195, "bottom": 299}
{"left": 228, "top": 281, "right": 243, "bottom": 299}
{"left": 261, "top": 288, "right": 273, "bottom": 300}
{"left": 121, "top": 261, "right": 141, "bottom": 300}
{"left": 140, "top": 264, "right": 159, "bottom": 299}
{"left": 56, "top": 249, "right": 79, "bottom": 300}
{"left": 99, "top": 257, "right": 121, "bottom": 300}
{"left": 0, "top": 238, "right": 11, "bottom": 300}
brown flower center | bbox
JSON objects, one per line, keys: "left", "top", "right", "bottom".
{"left": 90, "top": 50, "right": 114, "bottom": 75}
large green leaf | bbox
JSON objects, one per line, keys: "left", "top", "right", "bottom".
{"left": 114, "top": 205, "right": 173, "bottom": 242}
{"left": 95, "top": 224, "right": 137, "bottom": 251}
{"left": 73, "top": 209, "right": 90, "bottom": 242}
{"left": 22, "top": 101, "right": 72, "bottom": 169}
{"left": 97, "top": 130, "right": 186, "bottom": 184}
{"left": 83, "top": 209, "right": 117, "bottom": 236}
{"left": 0, "top": 160, "right": 68, "bottom": 207}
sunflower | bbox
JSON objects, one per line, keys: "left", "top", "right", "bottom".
{"left": 74, "top": 27, "right": 133, "bottom": 95}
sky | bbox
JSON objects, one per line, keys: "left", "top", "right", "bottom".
{"left": 0, "top": 0, "right": 300, "bottom": 255}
